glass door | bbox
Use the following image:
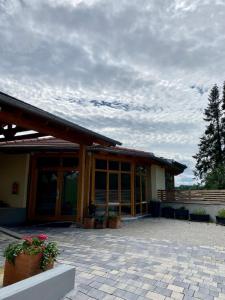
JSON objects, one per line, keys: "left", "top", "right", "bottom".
{"left": 60, "top": 171, "right": 79, "bottom": 216}
{"left": 35, "top": 170, "right": 58, "bottom": 216}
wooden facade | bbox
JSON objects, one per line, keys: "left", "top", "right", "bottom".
{"left": 26, "top": 150, "right": 154, "bottom": 222}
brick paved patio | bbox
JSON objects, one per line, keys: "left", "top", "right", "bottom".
{"left": 1, "top": 218, "right": 225, "bottom": 300}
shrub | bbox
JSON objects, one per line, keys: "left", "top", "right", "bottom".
{"left": 108, "top": 213, "right": 119, "bottom": 221}
{"left": 217, "top": 209, "right": 225, "bottom": 218}
{"left": 192, "top": 208, "right": 207, "bottom": 215}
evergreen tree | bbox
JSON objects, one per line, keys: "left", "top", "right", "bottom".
{"left": 221, "top": 81, "right": 225, "bottom": 150}
{"left": 193, "top": 84, "right": 223, "bottom": 181}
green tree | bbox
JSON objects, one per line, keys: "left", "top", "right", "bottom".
{"left": 221, "top": 81, "right": 225, "bottom": 150}
{"left": 205, "top": 165, "right": 225, "bottom": 189}
{"left": 193, "top": 84, "right": 223, "bottom": 181}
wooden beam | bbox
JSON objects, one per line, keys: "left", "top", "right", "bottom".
{"left": 77, "top": 144, "right": 86, "bottom": 224}
{"left": 0, "top": 110, "right": 93, "bottom": 145}
{"left": 0, "top": 132, "right": 45, "bottom": 142}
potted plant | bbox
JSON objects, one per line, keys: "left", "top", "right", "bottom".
{"left": 83, "top": 204, "right": 96, "bottom": 229}
{"left": 3, "top": 234, "right": 59, "bottom": 286}
{"left": 161, "top": 206, "right": 175, "bottom": 218}
{"left": 216, "top": 209, "right": 225, "bottom": 225}
{"left": 108, "top": 214, "right": 121, "bottom": 229}
{"left": 174, "top": 206, "right": 189, "bottom": 220}
{"left": 190, "top": 208, "right": 210, "bottom": 222}
{"left": 95, "top": 215, "right": 107, "bottom": 229}
{"left": 150, "top": 200, "right": 161, "bottom": 217}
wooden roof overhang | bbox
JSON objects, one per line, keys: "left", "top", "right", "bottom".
{"left": 0, "top": 136, "right": 186, "bottom": 175}
{"left": 0, "top": 92, "right": 121, "bottom": 146}
{"left": 90, "top": 146, "right": 187, "bottom": 175}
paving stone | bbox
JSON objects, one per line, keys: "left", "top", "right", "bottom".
{"left": 99, "top": 284, "right": 117, "bottom": 294}
{"left": 168, "top": 285, "right": 184, "bottom": 293}
{"left": 1, "top": 219, "right": 225, "bottom": 300}
{"left": 146, "top": 291, "right": 166, "bottom": 300}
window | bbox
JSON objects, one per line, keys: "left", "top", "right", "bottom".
{"left": 121, "top": 162, "right": 131, "bottom": 172}
{"left": 121, "top": 174, "right": 131, "bottom": 204}
{"left": 63, "top": 157, "right": 79, "bottom": 168}
{"left": 135, "top": 167, "right": 148, "bottom": 215}
{"left": 109, "top": 173, "right": 119, "bottom": 203}
{"left": 93, "top": 158, "right": 132, "bottom": 216}
{"left": 165, "top": 172, "right": 174, "bottom": 190}
{"left": 95, "top": 171, "right": 107, "bottom": 204}
{"left": 96, "top": 159, "right": 107, "bottom": 170}
{"left": 109, "top": 160, "right": 119, "bottom": 170}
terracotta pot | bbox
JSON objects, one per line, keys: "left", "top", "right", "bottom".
{"left": 95, "top": 219, "right": 107, "bottom": 229}
{"left": 83, "top": 217, "right": 95, "bottom": 229}
{"left": 3, "top": 253, "right": 54, "bottom": 286}
{"left": 108, "top": 218, "right": 121, "bottom": 229}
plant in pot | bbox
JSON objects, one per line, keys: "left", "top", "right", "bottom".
{"left": 161, "top": 206, "right": 175, "bottom": 218}
{"left": 95, "top": 215, "right": 107, "bottom": 229}
{"left": 108, "top": 213, "right": 121, "bottom": 229}
{"left": 83, "top": 204, "right": 96, "bottom": 229}
{"left": 216, "top": 209, "right": 225, "bottom": 225}
{"left": 3, "top": 234, "right": 59, "bottom": 286}
{"left": 174, "top": 206, "right": 189, "bottom": 220}
{"left": 190, "top": 208, "right": 210, "bottom": 222}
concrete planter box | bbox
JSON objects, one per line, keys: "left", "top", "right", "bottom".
{"left": 150, "top": 201, "right": 161, "bottom": 217}
{"left": 3, "top": 254, "right": 53, "bottom": 286}
{"left": 216, "top": 216, "right": 225, "bottom": 225}
{"left": 174, "top": 209, "right": 189, "bottom": 220}
{"left": 190, "top": 214, "right": 210, "bottom": 222}
{"left": 0, "top": 264, "right": 75, "bottom": 300}
{"left": 161, "top": 207, "right": 175, "bottom": 219}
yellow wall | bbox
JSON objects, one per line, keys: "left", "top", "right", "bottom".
{"left": 0, "top": 154, "right": 30, "bottom": 208}
{"left": 151, "top": 165, "right": 165, "bottom": 200}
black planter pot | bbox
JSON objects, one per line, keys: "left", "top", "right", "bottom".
{"left": 190, "top": 214, "right": 210, "bottom": 222}
{"left": 150, "top": 201, "right": 161, "bottom": 217}
{"left": 216, "top": 216, "right": 225, "bottom": 225}
{"left": 161, "top": 207, "right": 175, "bottom": 218}
{"left": 174, "top": 209, "right": 189, "bottom": 220}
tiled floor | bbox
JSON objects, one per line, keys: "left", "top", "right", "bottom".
{"left": 1, "top": 218, "right": 225, "bottom": 299}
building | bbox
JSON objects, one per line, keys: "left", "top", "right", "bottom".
{"left": 0, "top": 92, "right": 186, "bottom": 225}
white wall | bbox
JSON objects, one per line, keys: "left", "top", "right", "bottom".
{"left": 0, "top": 154, "right": 30, "bottom": 208}
{"left": 151, "top": 165, "right": 165, "bottom": 201}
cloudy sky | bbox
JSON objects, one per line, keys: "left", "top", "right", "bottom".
{"left": 1, "top": 0, "right": 225, "bottom": 185}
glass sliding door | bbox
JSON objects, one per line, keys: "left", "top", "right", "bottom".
{"left": 36, "top": 171, "right": 58, "bottom": 216}
{"left": 61, "top": 171, "right": 78, "bottom": 216}
{"left": 32, "top": 155, "right": 79, "bottom": 221}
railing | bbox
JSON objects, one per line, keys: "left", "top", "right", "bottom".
{"left": 157, "top": 189, "right": 225, "bottom": 204}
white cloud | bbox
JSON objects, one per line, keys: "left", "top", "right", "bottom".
{"left": 0, "top": 0, "right": 225, "bottom": 184}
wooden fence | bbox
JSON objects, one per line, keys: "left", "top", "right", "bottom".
{"left": 157, "top": 190, "right": 225, "bottom": 205}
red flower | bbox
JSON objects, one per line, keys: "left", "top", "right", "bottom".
{"left": 37, "top": 234, "right": 48, "bottom": 241}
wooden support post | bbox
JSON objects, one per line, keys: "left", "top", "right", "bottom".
{"left": 84, "top": 152, "right": 92, "bottom": 217}
{"left": 131, "top": 161, "right": 135, "bottom": 216}
{"left": 77, "top": 144, "right": 86, "bottom": 224}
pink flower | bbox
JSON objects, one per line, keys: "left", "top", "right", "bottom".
{"left": 37, "top": 234, "right": 48, "bottom": 241}
{"left": 22, "top": 236, "right": 33, "bottom": 244}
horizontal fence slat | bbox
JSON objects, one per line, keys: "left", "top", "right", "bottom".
{"left": 157, "top": 189, "right": 225, "bottom": 204}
